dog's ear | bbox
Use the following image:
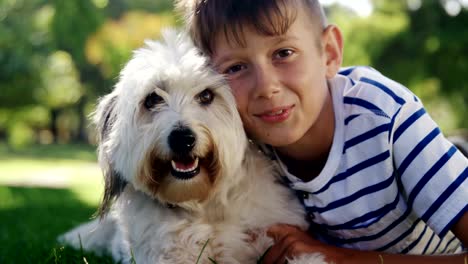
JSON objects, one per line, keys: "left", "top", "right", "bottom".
{"left": 98, "top": 169, "right": 127, "bottom": 218}
{"left": 93, "top": 93, "right": 118, "bottom": 143}
{"left": 92, "top": 93, "right": 128, "bottom": 218}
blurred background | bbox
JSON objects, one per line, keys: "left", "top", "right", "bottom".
{"left": 0, "top": 0, "right": 467, "bottom": 262}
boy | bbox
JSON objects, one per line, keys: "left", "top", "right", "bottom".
{"left": 179, "top": 0, "right": 468, "bottom": 263}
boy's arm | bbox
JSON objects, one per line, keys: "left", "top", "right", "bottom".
{"left": 264, "top": 223, "right": 467, "bottom": 264}
{"left": 452, "top": 211, "right": 468, "bottom": 247}
{"left": 390, "top": 96, "right": 467, "bottom": 240}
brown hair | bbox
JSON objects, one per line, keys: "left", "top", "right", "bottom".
{"left": 181, "top": 0, "right": 328, "bottom": 55}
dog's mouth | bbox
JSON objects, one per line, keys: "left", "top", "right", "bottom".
{"left": 170, "top": 156, "right": 200, "bottom": 180}
{"left": 139, "top": 149, "right": 220, "bottom": 204}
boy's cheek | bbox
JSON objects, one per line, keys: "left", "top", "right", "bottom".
{"left": 230, "top": 85, "right": 247, "bottom": 106}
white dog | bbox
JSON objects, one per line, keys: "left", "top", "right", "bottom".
{"left": 59, "top": 30, "right": 327, "bottom": 264}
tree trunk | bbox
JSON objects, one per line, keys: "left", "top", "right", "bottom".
{"left": 50, "top": 108, "right": 60, "bottom": 143}
{"left": 76, "top": 96, "right": 88, "bottom": 143}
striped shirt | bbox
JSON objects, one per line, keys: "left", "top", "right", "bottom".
{"left": 262, "top": 66, "right": 467, "bottom": 254}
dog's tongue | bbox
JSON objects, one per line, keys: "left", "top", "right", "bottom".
{"left": 171, "top": 158, "right": 199, "bottom": 171}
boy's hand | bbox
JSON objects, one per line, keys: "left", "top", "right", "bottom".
{"left": 264, "top": 223, "right": 468, "bottom": 264}
{"left": 263, "top": 224, "right": 349, "bottom": 264}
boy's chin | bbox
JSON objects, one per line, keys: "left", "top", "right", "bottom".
{"left": 255, "top": 132, "right": 300, "bottom": 148}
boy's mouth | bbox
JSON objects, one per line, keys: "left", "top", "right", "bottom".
{"left": 255, "top": 105, "right": 294, "bottom": 123}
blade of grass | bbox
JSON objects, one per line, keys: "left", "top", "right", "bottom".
{"left": 131, "top": 248, "right": 137, "bottom": 264}
{"left": 196, "top": 239, "right": 210, "bottom": 264}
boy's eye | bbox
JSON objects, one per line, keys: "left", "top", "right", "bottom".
{"left": 274, "top": 49, "right": 294, "bottom": 59}
{"left": 144, "top": 92, "right": 164, "bottom": 109}
{"left": 224, "top": 64, "right": 246, "bottom": 75}
{"left": 197, "top": 89, "right": 215, "bottom": 105}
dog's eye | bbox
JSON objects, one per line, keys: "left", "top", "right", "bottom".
{"left": 197, "top": 89, "right": 214, "bottom": 105}
{"left": 144, "top": 92, "right": 164, "bottom": 109}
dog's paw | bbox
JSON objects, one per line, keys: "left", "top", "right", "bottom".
{"left": 287, "top": 253, "right": 330, "bottom": 264}
{"left": 58, "top": 229, "right": 87, "bottom": 250}
{"left": 57, "top": 218, "right": 114, "bottom": 253}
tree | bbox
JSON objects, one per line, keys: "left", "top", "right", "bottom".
{"left": 373, "top": 1, "right": 468, "bottom": 130}
{"left": 329, "top": 0, "right": 468, "bottom": 132}
{"left": 0, "top": 0, "right": 49, "bottom": 108}
{"left": 50, "top": 0, "right": 105, "bottom": 142}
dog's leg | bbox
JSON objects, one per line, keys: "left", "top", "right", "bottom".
{"left": 58, "top": 215, "right": 130, "bottom": 262}
{"left": 288, "top": 253, "right": 329, "bottom": 264}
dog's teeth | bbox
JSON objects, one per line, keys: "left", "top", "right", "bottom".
{"left": 171, "top": 158, "right": 199, "bottom": 172}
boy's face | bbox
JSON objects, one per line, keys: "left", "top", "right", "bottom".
{"left": 211, "top": 7, "right": 342, "bottom": 147}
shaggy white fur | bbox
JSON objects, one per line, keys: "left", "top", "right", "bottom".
{"left": 59, "top": 29, "right": 327, "bottom": 264}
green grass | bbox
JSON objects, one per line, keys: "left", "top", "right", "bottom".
{"left": 0, "top": 143, "right": 115, "bottom": 264}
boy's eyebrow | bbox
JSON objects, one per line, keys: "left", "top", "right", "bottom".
{"left": 211, "top": 53, "right": 236, "bottom": 68}
{"left": 210, "top": 40, "right": 245, "bottom": 66}
{"left": 272, "top": 34, "right": 299, "bottom": 45}
{"left": 212, "top": 34, "right": 299, "bottom": 67}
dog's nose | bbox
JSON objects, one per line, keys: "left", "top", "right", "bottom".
{"left": 168, "top": 128, "right": 196, "bottom": 154}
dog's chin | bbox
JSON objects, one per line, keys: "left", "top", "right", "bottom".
{"left": 138, "top": 150, "right": 221, "bottom": 204}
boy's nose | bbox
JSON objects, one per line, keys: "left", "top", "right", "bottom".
{"left": 253, "top": 64, "right": 280, "bottom": 99}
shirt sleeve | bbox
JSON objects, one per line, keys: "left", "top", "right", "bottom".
{"left": 391, "top": 97, "right": 468, "bottom": 237}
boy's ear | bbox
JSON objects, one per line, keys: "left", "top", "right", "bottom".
{"left": 322, "top": 25, "right": 344, "bottom": 79}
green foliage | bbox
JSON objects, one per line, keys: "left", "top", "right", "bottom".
{"left": 8, "top": 122, "right": 36, "bottom": 149}
{"left": 51, "top": 0, "right": 103, "bottom": 68}
{"left": 38, "top": 51, "right": 84, "bottom": 108}
{"left": 0, "top": 0, "right": 50, "bottom": 107}
{"left": 329, "top": 0, "right": 468, "bottom": 132}
{"left": 86, "top": 11, "right": 177, "bottom": 79}
{"left": 372, "top": 2, "right": 468, "bottom": 129}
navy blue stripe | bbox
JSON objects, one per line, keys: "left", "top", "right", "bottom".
{"left": 393, "top": 107, "right": 426, "bottom": 143}
{"left": 388, "top": 108, "right": 401, "bottom": 143}
{"left": 430, "top": 235, "right": 444, "bottom": 254}
{"left": 339, "top": 67, "right": 356, "bottom": 76}
{"left": 360, "top": 77, "right": 406, "bottom": 105}
{"left": 373, "top": 147, "right": 458, "bottom": 249}
{"left": 318, "top": 147, "right": 455, "bottom": 245}
{"left": 312, "top": 151, "right": 390, "bottom": 195}
{"left": 343, "top": 97, "right": 390, "bottom": 118}
{"left": 441, "top": 236, "right": 458, "bottom": 253}
{"left": 315, "top": 185, "right": 400, "bottom": 230}
{"left": 400, "top": 224, "right": 428, "bottom": 254}
{"left": 440, "top": 203, "right": 468, "bottom": 237}
{"left": 422, "top": 231, "right": 436, "bottom": 254}
{"left": 406, "top": 146, "right": 457, "bottom": 211}
{"left": 343, "top": 123, "right": 390, "bottom": 153}
{"left": 424, "top": 167, "right": 468, "bottom": 237}
{"left": 397, "top": 127, "right": 440, "bottom": 176}
{"left": 421, "top": 166, "right": 467, "bottom": 224}
{"left": 307, "top": 171, "right": 395, "bottom": 214}
{"left": 319, "top": 206, "right": 412, "bottom": 245}
{"left": 344, "top": 114, "right": 360, "bottom": 126}
{"left": 377, "top": 219, "right": 422, "bottom": 251}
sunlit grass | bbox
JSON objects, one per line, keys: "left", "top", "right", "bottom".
{"left": 0, "top": 142, "right": 97, "bottom": 161}
{"left": 0, "top": 143, "right": 114, "bottom": 264}
{"left": 0, "top": 142, "right": 104, "bottom": 203}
